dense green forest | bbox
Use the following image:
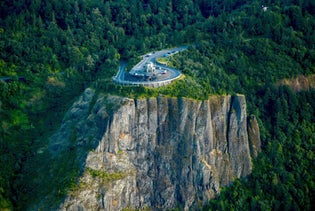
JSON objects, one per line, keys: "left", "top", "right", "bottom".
{"left": 0, "top": 0, "right": 314, "bottom": 210}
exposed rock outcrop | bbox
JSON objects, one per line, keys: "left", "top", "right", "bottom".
{"left": 247, "top": 115, "right": 261, "bottom": 158}
{"left": 47, "top": 88, "right": 261, "bottom": 210}
{"left": 277, "top": 74, "right": 315, "bottom": 92}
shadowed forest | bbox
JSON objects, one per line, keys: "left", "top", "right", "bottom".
{"left": 0, "top": 0, "right": 314, "bottom": 210}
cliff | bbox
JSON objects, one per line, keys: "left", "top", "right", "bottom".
{"left": 45, "top": 88, "right": 261, "bottom": 210}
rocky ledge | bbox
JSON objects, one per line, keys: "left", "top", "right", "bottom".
{"left": 47, "top": 88, "right": 261, "bottom": 210}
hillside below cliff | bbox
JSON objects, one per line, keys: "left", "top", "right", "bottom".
{"left": 29, "top": 88, "right": 260, "bottom": 210}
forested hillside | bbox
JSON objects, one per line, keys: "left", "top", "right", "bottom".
{"left": 0, "top": 0, "right": 314, "bottom": 210}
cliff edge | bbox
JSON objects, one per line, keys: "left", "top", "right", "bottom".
{"left": 45, "top": 88, "right": 261, "bottom": 210}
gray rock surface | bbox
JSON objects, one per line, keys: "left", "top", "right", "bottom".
{"left": 47, "top": 88, "right": 260, "bottom": 210}
{"left": 247, "top": 114, "right": 261, "bottom": 158}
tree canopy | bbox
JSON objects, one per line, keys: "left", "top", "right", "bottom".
{"left": 0, "top": 0, "right": 314, "bottom": 210}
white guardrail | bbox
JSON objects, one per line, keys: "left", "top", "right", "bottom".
{"left": 112, "top": 72, "right": 182, "bottom": 88}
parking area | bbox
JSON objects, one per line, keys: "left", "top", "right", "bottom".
{"left": 113, "top": 46, "right": 188, "bottom": 87}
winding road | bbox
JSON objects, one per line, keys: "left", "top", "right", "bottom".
{"left": 113, "top": 46, "right": 188, "bottom": 87}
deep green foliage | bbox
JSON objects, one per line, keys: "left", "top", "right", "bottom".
{"left": 0, "top": 0, "right": 314, "bottom": 210}
{"left": 204, "top": 88, "right": 315, "bottom": 211}
{"left": 86, "top": 167, "right": 127, "bottom": 183}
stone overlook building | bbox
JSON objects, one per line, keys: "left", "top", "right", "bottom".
{"left": 146, "top": 62, "right": 156, "bottom": 75}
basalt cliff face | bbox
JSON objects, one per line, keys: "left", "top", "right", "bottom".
{"left": 47, "top": 88, "right": 260, "bottom": 210}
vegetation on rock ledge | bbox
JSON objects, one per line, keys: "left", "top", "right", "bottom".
{"left": 0, "top": 0, "right": 314, "bottom": 210}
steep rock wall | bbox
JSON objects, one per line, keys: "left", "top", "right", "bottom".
{"left": 47, "top": 88, "right": 260, "bottom": 210}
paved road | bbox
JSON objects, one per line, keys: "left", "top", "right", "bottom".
{"left": 113, "top": 46, "right": 188, "bottom": 86}
{"left": 130, "top": 46, "right": 187, "bottom": 74}
{"left": 116, "top": 61, "right": 126, "bottom": 81}
{"left": 0, "top": 76, "right": 25, "bottom": 82}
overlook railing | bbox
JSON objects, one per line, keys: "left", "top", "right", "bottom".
{"left": 112, "top": 71, "right": 182, "bottom": 88}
